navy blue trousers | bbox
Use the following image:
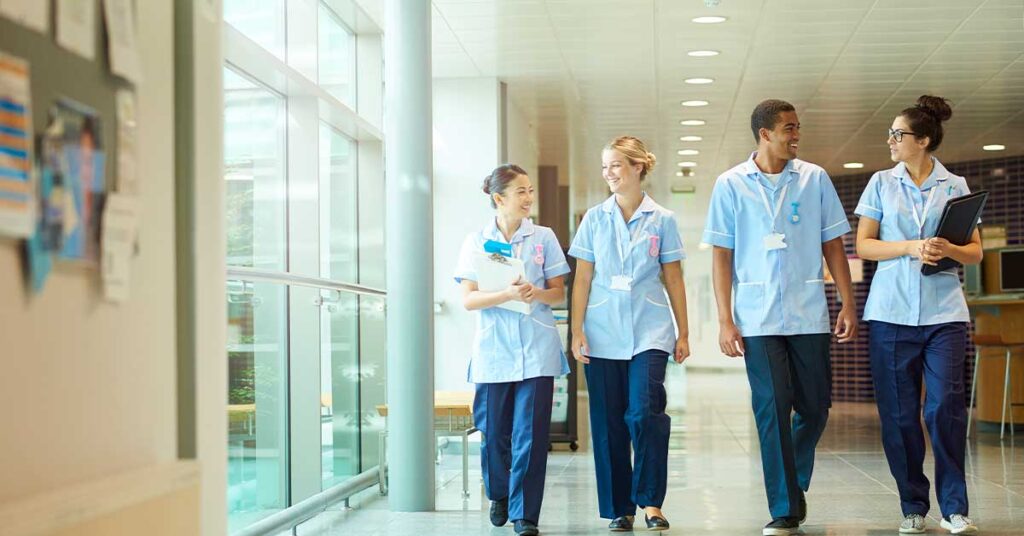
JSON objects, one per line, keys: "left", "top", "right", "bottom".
{"left": 473, "top": 376, "right": 554, "bottom": 524}
{"left": 743, "top": 334, "right": 831, "bottom": 520}
{"left": 869, "top": 321, "right": 969, "bottom": 518}
{"left": 584, "top": 349, "right": 670, "bottom": 519}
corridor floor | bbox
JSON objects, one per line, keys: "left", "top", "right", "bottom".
{"left": 278, "top": 369, "right": 1023, "bottom": 535}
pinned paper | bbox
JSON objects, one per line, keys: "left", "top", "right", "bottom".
{"left": 0, "top": 0, "right": 51, "bottom": 33}
{"left": 0, "top": 52, "right": 34, "bottom": 238}
{"left": 101, "top": 193, "right": 138, "bottom": 302}
{"left": 56, "top": 0, "right": 97, "bottom": 60}
{"left": 103, "top": 0, "right": 142, "bottom": 84}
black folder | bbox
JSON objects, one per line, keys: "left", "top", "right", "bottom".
{"left": 921, "top": 190, "right": 988, "bottom": 275}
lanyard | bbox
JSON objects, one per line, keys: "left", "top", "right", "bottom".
{"left": 907, "top": 185, "right": 937, "bottom": 237}
{"left": 756, "top": 180, "right": 789, "bottom": 233}
{"left": 615, "top": 212, "right": 648, "bottom": 274}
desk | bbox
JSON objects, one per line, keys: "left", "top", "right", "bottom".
{"left": 967, "top": 296, "right": 1024, "bottom": 426}
{"left": 376, "top": 391, "right": 478, "bottom": 498}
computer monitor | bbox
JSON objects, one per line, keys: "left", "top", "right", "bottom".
{"left": 999, "top": 248, "right": 1024, "bottom": 293}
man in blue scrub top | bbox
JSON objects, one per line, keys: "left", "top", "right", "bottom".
{"left": 703, "top": 100, "right": 858, "bottom": 536}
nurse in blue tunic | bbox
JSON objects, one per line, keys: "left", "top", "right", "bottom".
{"left": 854, "top": 95, "right": 981, "bottom": 535}
{"left": 454, "top": 164, "right": 571, "bottom": 536}
{"left": 568, "top": 136, "right": 690, "bottom": 532}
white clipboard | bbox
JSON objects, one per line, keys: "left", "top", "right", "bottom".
{"left": 472, "top": 252, "right": 531, "bottom": 315}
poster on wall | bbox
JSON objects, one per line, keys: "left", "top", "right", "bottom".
{"left": 0, "top": 52, "right": 34, "bottom": 238}
{"left": 0, "top": 0, "right": 51, "bottom": 33}
{"left": 46, "top": 99, "right": 106, "bottom": 265}
{"left": 56, "top": 0, "right": 97, "bottom": 60}
{"left": 102, "top": 0, "right": 142, "bottom": 84}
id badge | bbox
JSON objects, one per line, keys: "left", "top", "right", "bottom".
{"left": 611, "top": 275, "right": 633, "bottom": 291}
{"left": 764, "top": 233, "right": 787, "bottom": 251}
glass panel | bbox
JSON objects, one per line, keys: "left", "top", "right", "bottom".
{"left": 224, "top": 67, "right": 287, "bottom": 271}
{"left": 318, "top": 4, "right": 357, "bottom": 107}
{"left": 225, "top": 66, "right": 289, "bottom": 530}
{"left": 226, "top": 282, "right": 289, "bottom": 531}
{"left": 224, "top": 0, "right": 286, "bottom": 59}
{"left": 319, "top": 124, "right": 360, "bottom": 487}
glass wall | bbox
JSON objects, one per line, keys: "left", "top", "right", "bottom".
{"left": 223, "top": 0, "right": 384, "bottom": 532}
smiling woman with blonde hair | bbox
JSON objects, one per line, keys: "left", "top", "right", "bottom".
{"left": 568, "top": 136, "right": 690, "bottom": 532}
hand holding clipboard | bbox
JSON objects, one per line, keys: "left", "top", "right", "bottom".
{"left": 921, "top": 190, "right": 987, "bottom": 275}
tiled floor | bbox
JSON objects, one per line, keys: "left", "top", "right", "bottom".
{"left": 278, "top": 369, "right": 1023, "bottom": 535}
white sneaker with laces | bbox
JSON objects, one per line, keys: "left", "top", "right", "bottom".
{"left": 940, "top": 514, "right": 978, "bottom": 535}
{"left": 899, "top": 514, "right": 926, "bottom": 534}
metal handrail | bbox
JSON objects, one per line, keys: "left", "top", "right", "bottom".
{"left": 226, "top": 266, "right": 386, "bottom": 297}
{"left": 232, "top": 465, "right": 384, "bottom": 536}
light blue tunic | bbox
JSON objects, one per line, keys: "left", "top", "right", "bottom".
{"left": 854, "top": 158, "right": 972, "bottom": 326}
{"left": 702, "top": 153, "right": 851, "bottom": 337}
{"left": 455, "top": 218, "right": 571, "bottom": 383}
{"left": 567, "top": 193, "right": 686, "bottom": 360}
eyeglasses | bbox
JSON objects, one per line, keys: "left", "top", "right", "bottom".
{"left": 888, "top": 128, "right": 917, "bottom": 143}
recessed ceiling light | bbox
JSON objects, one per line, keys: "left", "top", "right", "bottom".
{"left": 675, "top": 171, "right": 685, "bottom": 177}
{"left": 679, "top": 135, "right": 703, "bottom": 142}
{"left": 680, "top": 119, "right": 706, "bottom": 126}
{"left": 687, "top": 50, "right": 720, "bottom": 57}
{"left": 983, "top": 144, "right": 1006, "bottom": 151}
{"left": 843, "top": 162, "right": 864, "bottom": 169}
{"left": 677, "top": 161, "right": 698, "bottom": 167}
{"left": 692, "top": 16, "right": 727, "bottom": 24}
{"left": 685, "top": 77, "right": 715, "bottom": 85}
{"left": 677, "top": 149, "right": 700, "bottom": 156}
{"left": 681, "top": 100, "right": 709, "bottom": 107}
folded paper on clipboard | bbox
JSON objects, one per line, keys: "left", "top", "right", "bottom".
{"left": 472, "top": 252, "right": 531, "bottom": 315}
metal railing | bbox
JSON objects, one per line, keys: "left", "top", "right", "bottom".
{"left": 227, "top": 266, "right": 386, "bottom": 297}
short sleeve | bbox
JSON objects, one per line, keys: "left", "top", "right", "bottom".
{"left": 702, "top": 177, "right": 737, "bottom": 249}
{"left": 819, "top": 171, "right": 852, "bottom": 243}
{"left": 658, "top": 213, "right": 686, "bottom": 263}
{"left": 568, "top": 211, "right": 596, "bottom": 263}
{"left": 541, "top": 229, "right": 570, "bottom": 279}
{"left": 854, "top": 173, "right": 883, "bottom": 222}
{"left": 453, "top": 235, "right": 478, "bottom": 283}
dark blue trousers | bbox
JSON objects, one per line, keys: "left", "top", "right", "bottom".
{"left": 869, "top": 321, "right": 969, "bottom": 518}
{"left": 743, "top": 334, "right": 831, "bottom": 520}
{"left": 473, "top": 376, "right": 554, "bottom": 524}
{"left": 584, "top": 349, "right": 670, "bottom": 519}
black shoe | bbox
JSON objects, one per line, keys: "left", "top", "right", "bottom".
{"left": 763, "top": 517, "right": 800, "bottom": 535}
{"left": 489, "top": 498, "right": 508, "bottom": 527}
{"left": 608, "top": 515, "right": 634, "bottom": 532}
{"left": 798, "top": 491, "right": 807, "bottom": 525}
{"left": 645, "top": 515, "right": 670, "bottom": 531}
{"left": 514, "top": 520, "right": 540, "bottom": 536}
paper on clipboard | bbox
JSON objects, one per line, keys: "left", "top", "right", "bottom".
{"left": 472, "top": 252, "right": 531, "bottom": 315}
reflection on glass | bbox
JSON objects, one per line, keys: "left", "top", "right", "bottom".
{"left": 224, "top": 67, "right": 287, "bottom": 270}
{"left": 319, "top": 124, "right": 360, "bottom": 487}
{"left": 225, "top": 66, "right": 289, "bottom": 530}
{"left": 226, "top": 282, "right": 289, "bottom": 531}
{"left": 224, "top": 0, "right": 286, "bottom": 59}
{"left": 319, "top": 4, "right": 357, "bottom": 107}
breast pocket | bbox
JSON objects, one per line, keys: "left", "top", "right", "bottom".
{"left": 734, "top": 282, "right": 765, "bottom": 327}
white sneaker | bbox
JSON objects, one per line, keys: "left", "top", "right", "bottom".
{"left": 940, "top": 514, "right": 978, "bottom": 534}
{"left": 899, "top": 514, "right": 926, "bottom": 534}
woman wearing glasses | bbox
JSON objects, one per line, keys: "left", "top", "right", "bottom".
{"left": 854, "top": 95, "right": 981, "bottom": 535}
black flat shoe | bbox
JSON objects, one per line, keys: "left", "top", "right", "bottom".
{"left": 514, "top": 520, "right": 540, "bottom": 536}
{"left": 798, "top": 490, "right": 807, "bottom": 525}
{"left": 645, "top": 515, "right": 670, "bottom": 531}
{"left": 489, "top": 498, "right": 509, "bottom": 527}
{"left": 608, "top": 515, "right": 634, "bottom": 532}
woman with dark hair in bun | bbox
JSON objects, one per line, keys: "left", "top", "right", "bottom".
{"left": 854, "top": 96, "right": 981, "bottom": 535}
{"left": 453, "top": 164, "right": 570, "bottom": 536}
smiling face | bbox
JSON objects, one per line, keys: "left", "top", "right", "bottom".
{"left": 601, "top": 148, "right": 643, "bottom": 194}
{"left": 888, "top": 115, "right": 930, "bottom": 163}
{"left": 759, "top": 110, "right": 800, "bottom": 161}
{"left": 493, "top": 173, "right": 534, "bottom": 219}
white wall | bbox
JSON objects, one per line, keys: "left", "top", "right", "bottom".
{"left": 0, "top": 0, "right": 185, "bottom": 506}
{"left": 432, "top": 78, "right": 501, "bottom": 391}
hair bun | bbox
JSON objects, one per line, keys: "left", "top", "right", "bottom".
{"left": 481, "top": 177, "right": 491, "bottom": 195}
{"left": 645, "top": 152, "right": 657, "bottom": 172}
{"left": 916, "top": 95, "right": 952, "bottom": 122}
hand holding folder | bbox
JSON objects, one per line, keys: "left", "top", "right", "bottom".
{"left": 472, "top": 252, "right": 532, "bottom": 314}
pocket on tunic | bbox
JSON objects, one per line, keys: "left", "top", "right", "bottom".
{"left": 644, "top": 291, "right": 670, "bottom": 308}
